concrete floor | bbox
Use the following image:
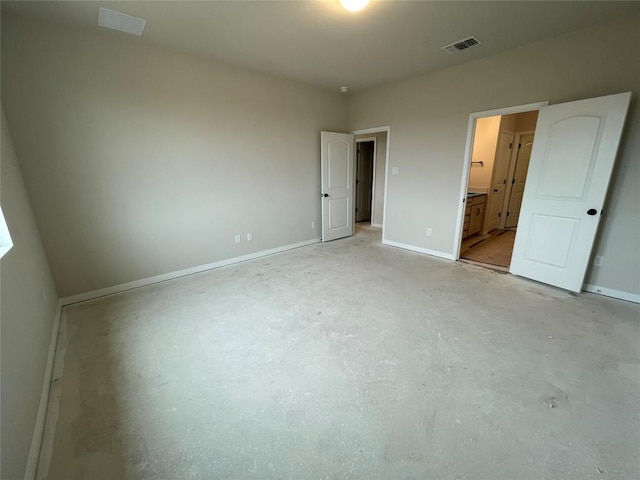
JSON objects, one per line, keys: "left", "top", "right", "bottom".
{"left": 39, "top": 226, "right": 640, "bottom": 479}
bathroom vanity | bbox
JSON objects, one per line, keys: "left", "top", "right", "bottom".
{"left": 463, "top": 193, "right": 486, "bottom": 239}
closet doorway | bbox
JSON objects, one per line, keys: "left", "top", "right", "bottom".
{"left": 459, "top": 110, "right": 539, "bottom": 270}
{"left": 355, "top": 140, "right": 375, "bottom": 223}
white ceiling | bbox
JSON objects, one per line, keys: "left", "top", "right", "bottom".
{"left": 3, "top": 1, "right": 640, "bottom": 92}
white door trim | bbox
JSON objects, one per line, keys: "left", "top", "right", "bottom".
{"left": 352, "top": 126, "right": 391, "bottom": 241}
{"left": 355, "top": 137, "right": 377, "bottom": 225}
{"left": 454, "top": 102, "right": 548, "bottom": 259}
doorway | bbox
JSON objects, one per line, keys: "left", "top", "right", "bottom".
{"left": 321, "top": 126, "right": 390, "bottom": 242}
{"left": 455, "top": 93, "right": 630, "bottom": 293}
{"left": 458, "top": 109, "right": 540, "bottom": 270}
{"left": 355, "top": 139, "right": 375, "bottom": 224}
{"left": 352, "top": 126, "right": 390, "bottom": 235}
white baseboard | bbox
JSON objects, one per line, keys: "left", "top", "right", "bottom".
{"left": 382, "top": 239, "right": 455, "bottom": 261}
{"left": 61, "top": 238, "right": 321, "bottom": 306}
{"left": 24, "top": 302, "right": 62, "bottom": 480}
{"left": 582, "top": 284, "right": 640, "bottom": 304}
{"left": 371, "top": 223, "right": 383, "bottom": 229}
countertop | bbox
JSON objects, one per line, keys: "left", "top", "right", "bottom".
{"left": 467, "top": 192, "right": 487, "bottom": 199}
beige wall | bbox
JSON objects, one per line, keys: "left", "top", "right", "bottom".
{"left": 1, "top": 14, "right": 348, "bottom": 297}
{"left": 2, "top": 13, "right": 638, "bottom": 301}
{"left": 515, "top": 111, "right": 539, "bottom": 133}
{"left": 349, "top": 14, "right": 640, "bottom": 296}
{"left": 1, "top": 110, "right": 59, "bottom": 479}
{"left": 372, "top": 132, "right": 387, "bottom": 227}
{"left": 468, "top": 116, "right": 500, "bottom": 192}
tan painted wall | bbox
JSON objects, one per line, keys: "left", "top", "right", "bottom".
{"left": 515, "top": 111, "right": 539, "bottom": 133}
{"left": 468, "top": 116, "right": 500, "bottom": 192}
{"left": 349, "top": 14, "right": 640, "bottom": 296}
{"left": 372, "top": 132, "right": 387, "bottom": 227}
{"left": 1, "top": 14, "right": 348, "bottom": 297}
{"left": 1, "top": 110, "right": 59, "bottom": 479}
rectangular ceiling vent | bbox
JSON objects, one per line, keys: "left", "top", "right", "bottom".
{"left": 98, "top": 8, "right": 147, "bottom": 36}
{"left": 442, "top": 36, "right": 482, "bottom": 54}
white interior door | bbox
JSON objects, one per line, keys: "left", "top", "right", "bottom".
{"left": 486, "top": 130, "right": 514, "bottom": 232}
{"left": 510, "top": 92, "right": 631, "bottom": 292}
{"left": 505, "top": 133, "right": 535, "bottom": 228}
{"left": 321, "top": 131, "right": 355, "bottom": 242}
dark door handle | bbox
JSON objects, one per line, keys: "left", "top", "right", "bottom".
{"left": 493, "top": 188, "right": 499, "bottom": 193}
{"left": 322, "top": 193, "right": 329, "bottom": 198}
{"left": 587, "top": 208, "right": 597, "bottom": 216}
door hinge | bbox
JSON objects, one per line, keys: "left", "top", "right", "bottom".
{"left": 498, "top": 212, "right": 501, "bottom": 217}
{"left": 518, "top": 143, "right": 522, "bottom": 149}
{"left": 356, "top": 179, "right": 359, "bottom": 184}
{"left": 506, "top": 211, "right": 510, "bottom": 216}
{"left": 503, "top": 179, "right": 507, "bottom": 184}
{"left": 512, "top": 178, "right": 515, "bottom": 184}
{"left": 355, "top": 208, "right": 358, "bottom": 212}
{"left": 509, "top": 143, "right": 513, "bottom": 149}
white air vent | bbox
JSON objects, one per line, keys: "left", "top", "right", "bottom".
{"left": 98, "top": 8, "right": 147, "bottom": 36}
{"left": 441, "top": 36, "right": 482, "bottom": 54}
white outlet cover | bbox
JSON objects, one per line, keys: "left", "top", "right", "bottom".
{"left": 392, "top": 167, "right": 400, "bottom": 175}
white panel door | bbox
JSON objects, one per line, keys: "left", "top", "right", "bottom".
{"left": 486, "top": 130, "right": 514, "bottom": 232}
{"left": 505, "top": 133, "right": 535, "bottom": 228}
{"left": 510, "top": 92, "right": 631, "bottom": 292}
{"left": 321, "top": 131, "right": 355, "bottom": 242}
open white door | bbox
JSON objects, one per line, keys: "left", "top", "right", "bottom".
{"left": 510, "top": 92, "right": 631, "bottom": 292}
{"left": 321, "top": 131, "right": 355, "bottom": 242}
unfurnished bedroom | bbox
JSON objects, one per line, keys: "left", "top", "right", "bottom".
{"left": 1, "top": 1, "right": 639, "bottom": 479}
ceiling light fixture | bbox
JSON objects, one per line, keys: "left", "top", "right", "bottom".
{"left": 340, "top": 0, "right": 369, "bottom": 13}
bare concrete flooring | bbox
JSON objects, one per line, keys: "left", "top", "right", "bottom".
{"left": 39, "top": 227, "right": 640, "bottom": 479}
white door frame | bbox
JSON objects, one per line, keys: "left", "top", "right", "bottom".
{"left": 454, "top": 102, "right": 548, "bottom": 259}
{"left": 355, "top": 137, "right": 377, "bottom": 225}
{"left": 352, "top": 126, "right": 391, "bottom": 241}
{"left": 501, "top": 130, "right": 536, "bottom": 229}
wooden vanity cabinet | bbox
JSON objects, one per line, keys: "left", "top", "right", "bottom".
{"left": 463, "top": 195, "right": 486, "bottom": 238}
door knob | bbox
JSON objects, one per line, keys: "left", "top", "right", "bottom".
{"left": 587, "top": 208, "right": 597, "bottom": 216}
{"left": 493, "top": 188, "right": 499, "bottom": 193}
{"left": 322, "top": 193, "right": 329, "bottom": 198}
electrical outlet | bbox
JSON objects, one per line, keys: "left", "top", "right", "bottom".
{"left": 311, "top": 221, "right": 316, "bottom": 229}
{"left": 234, "top": 234, "right": 241, "bottom": 244}
{"left": 594, "top": 255, "right": 604, "bottom": 267}
{"left": 247, "top": 232, "right": 253, "bottom": 241}
{"left": 392, "top": 167, "right": 400, "bottom": 175}
{"left": 426, "top": 228, "right": 432, "bottom": 237}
